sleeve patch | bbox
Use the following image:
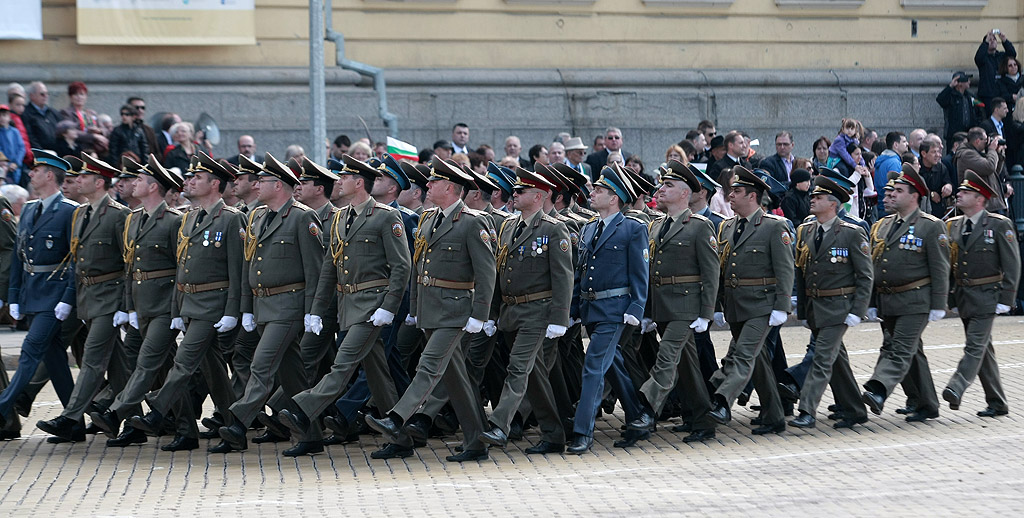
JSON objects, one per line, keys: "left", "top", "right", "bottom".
{"left": 781, "top": 230, "right": 792, "bottom": 245}
{"left": 1, "top": 208, "right": 12, "bottom": 222}
{"left": 309, "top": 222, "right": 321, "bottom": 236}
{"left": 1006, "top": 229, "right": 1016, "bottom": 244}
{"left": 392, "top": 222, "right": 404, "bottom": 238}
{"left": 859, "top": 240, "right": 870, "bottom": 256}
{"left": 480, "top": 229, "right": 490, "bottom": 242}
{"left": 709, "top": 234, "right": 718, "bottom": 253}
{"left": 559, "top": 238, "right": 570, "bottom": 252}
{"left": 642, "top": 248, "right": 650, "bottom": 263}
{"left": 937, "top": 233, "right": 949, "bottom": 249}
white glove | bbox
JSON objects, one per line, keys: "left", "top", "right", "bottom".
{"left": 113, "top": 311, "right": 129, "bottom": 327}
{"left": 791, "top": 295, "right": 798, "bottom": 308}
{"left": 571, "top": 317, "right": 582, "bottom": 326}
{"left": 768, "top": 310, "right": 788, "bottom": 327}
{"left": 482, "top": 319, "right": 497, "bottom": 337}
{"left": 623, "top": 314, "right": 640, "bottom": 326}
{"left": 866, "top": 307, "right": 878, "bottom": 322}
{"left": 128, "top": 312, "right": 139, "bottom": 330}
{"left": 713, "top": 312, "right": 726, "bottom": 327}
{"left": 309, "top": 314, "right": 323, "bottom": 335}
{"left": 303, "top": 314, "right": 312, "bottom": 332}
{"left": 370, "top": 308, "right": 395, "bottom": 327}
{"left": 170, "top": 317, "right": 185, "bottom": 331}
{"left": 545, "top": 324, "right": 567, "bottom": 339}
{"left": 689, "top": 317, "right": 710, "bottom": 334}
{"left": 404, "top": 315, "right": 418, "bottom": 326}
{"left": 54, "top": 302, "right": 72, "bottom": 321}
{"left": 641, "top": 318, "right": 657, "bottom": 334}
{"left": 242, "top": 313, "right": 256, "bottom": 332}
{"left": 214, "top": 315, "right": 238, "bottom": 332}
{"left": 928, "top": 309, "right": 945, "bottom": 322}
{"left": 844, "top": 313, "right": 862, "bottom": 327}
{"left": 463, "top": 317, "right": 484, "bottom": 334}
{"left": 996, "top": 303, "right": 1011, "bottom": 315}
{"left": 9, "top": 303, "right": 21, "bottom": 321}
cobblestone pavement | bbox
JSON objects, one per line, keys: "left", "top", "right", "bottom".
{"left": 1, "top": 316, "right": 1023, "bottom": 517}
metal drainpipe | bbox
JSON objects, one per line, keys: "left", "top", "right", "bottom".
{"left": 324, "top": 0, "right": 399, "bottom": 138}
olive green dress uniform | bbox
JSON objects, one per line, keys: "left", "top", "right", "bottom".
{"left": 490, "top": 208, "right": 573, "bottom": 443}
{"left": 865, "top": 206, "right": 949, "bottom": 413}
{"left": 0, "top": 195, "right": 20, "bottom": 435}
{"left": 793, "top": 213, "right": 873, "bottom": 420}
{"left": 56, "top": 191, "right": 129, "bottom": 421}
{"left": 710, "top": 206, "right": 794, "bottom": 426}
{"left": 392, "top": 196, "right": 496, "bottom": 452}
{"left": 227, "top": 196, "right": 266, "bottom": 398}
{"left": 641, "top": 208, "right": 719, "bottom": 429}
{"left": 945, "top": 208, "right": 1020, "bottom": 412}
{"left": 292, "top": 195, "right": 410, "bottom": 425}
{"left": 298, "top": 201, "right": 341, "bottom": 380}
{"left": 141, "top": 197, "right": 244, "bottom": 435}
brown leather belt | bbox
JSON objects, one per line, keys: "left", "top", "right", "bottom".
{"left": 653, "top": 275, "right": 701, "bottom": 287}
{"left": 79, "top": 271, "right": 122, "bottom": 286}
{"left": 876, "top": 277, "right": 930, "bottom": 294}
{"left": 806, "top": 286, "right": 856, "bottom": 298}
{"left": 252, "top": 282, "right": 306, "bottom": 297}
{"left": 725, "top": 277, "right": 776, "bottom": 289}
{"left": 132, "top": 268, "right": 176, "bottom": 282}
{"left": 177, "top": 280, "right": 230, "bottom": 294}
{"left": 337, "top": 279, "right": 389, "bottom": 294}
{"left": 502, "top": 290, "right": 552, "bottom": 305}
{"left": 418, "top": 276, "right": 474, "bottom": 290}
{"left": 957, "top": 274, "right": 1003, "bottom": 287}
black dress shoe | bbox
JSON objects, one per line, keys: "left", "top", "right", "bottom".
{"left": 941, "top": 388, "right": 961, "bottom": 411}
{"left": 751, "top": 421, "right": 786, "bottom": 435}
{"left": 371, "top": 443, "right": 415, "bottom": 459}
{"left": 671, "top": 422, "right": 693, "bottom": 433}
{"left": 479, "top": 425, "right": 509, "bottom": 448}
{"left": 89, "top": 409, "right": 121, "bottom": 437}
{"left": 682, "top": 429, "right": 715, "bottom": 443}
{"left": 433, "top": 409, "right": 459, "bottom": 435}
{"left": 626, "top": 410, "right": 655, "bottom": 432}
{"left": 14, "top": 393, "right": 32, "bottom": 418}
{"left": 257, "top": 411, "right": 292, "bottom": 439}
{"left": 788, "top": 413, "right": 816, "bottom": 429}
{"left": 201, "top": 413, "right": 225, "bottom": 431}
{"left": 524, "top": 441, "right": 565, "bottom": 454}
{"left": 84, "top": 422, "right": 102, "bottom": 435}
{"left": 404, "top": 414, "right": 431, "bottom": 443}
{"left": 208, "top": 439, "right": 246, "bottom": 453}
{"left": 446, "top": 449, "right": 488, "bottom": 462}
{"left": 894, "top": 405, "right": 916, "bottom": 415}
{"left": 283, "top": 441, "right": 324, "bottom": 457}
{"left": 106, "top": 426, "right": 147, "bottom": 447}
{"left": 905, "top": 408, "right": 939, "bottom": 422}
{"left": 613, "top": 430, "right": 650, "bottom": 448}
{"left": 833, "top": 415, "right": 869, "bottom": 429}
{"left": 218, "top": 421, "right": 249, "bottom": 446}
{"left": 322, "top": 415, "right": 349, "bottom": 437}
{"left": 827, "top": 404, "right": 839, "bottom": 412}
{"left": 566, "top": 434, "right": 593, "bottom": 455}
{"left": 827, "top": 411, "right": 850, "bottom": 421}
{"left": 861, "top": 391, "right": 885, "bottom": 415}
{"left": 508, "top": 416, "right": 524, "bottom": 441}
{"left": 160, "top": 435, "right": 199, "bottom": 452}
{"left": 128, "top": 409, "right": 164, "bottom": 435}
{"left": 601, "top": 397, "right": 617, "bottom": 415}
{"left": 252, "top": 430, "right": 291, "bottom": 444}
{"left": 278, "top": 408, "right": 312, "bottom": 437}
{"left": 777, "top": 382, "right": 800, "bottom": 402}
{"left": 37, "top": 415, "right": 81, "bottom": 441}
{"left": 45, "top": 422, "right": 86, "bottom": 443}
{"left": 750, "top": 417, "right": 764, "bottom": 426}
{"left": 199, "top": 429, "right": 220, "bottom": 439}
{"left": 737, "top": 391, "right": 751, "bottom": 406}
{"left": 708, "top": 401, "right": 732, "bottom": 425}
{"left": 977, "top": 407, "right": 1009, "bottom": 418}
{"left": 364, "top": 415, "right": 405, "bottom": 444}
{"left": 0, "top": 430, "right": 20, "bottom": 441}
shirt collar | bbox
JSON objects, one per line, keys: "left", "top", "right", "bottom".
{"left": 968, "top": 210, "right": 985, "bottom": 226}
{"left": 40, "top": 191, "right": 61, "bottom": 211}
{"left": 440, "top": 200, "right": 461, "bottom": 219}
{"left": 818, "top": 214, "right": 837, "bottom": 232}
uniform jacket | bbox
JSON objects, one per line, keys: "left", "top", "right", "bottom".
{"left": 0, "top": 196, "right": 16, "bottom": 299}
{"left": 390, "top": 199, "right": 419, "bottom": 253}
{"left": 646, "top": 209, "right": 719, "bottom": 322}
{"left": 947, "top": 210, "right": 1021, "bottom": 317}
{"left": 123, "top": 201, "right": 182, "bottom": 318}
{"left": 572, "top": 211, "right": 649, "bottom": 324}
{"left": 410, "top": 199, "right": 496, "bottom": 328}
{"left": 172, "top": 198, "right": 244, "bottom": 320}
{"left": 72, "top": 194, "right": 129, "bottom": 320}
{"left": 869, "top": 208, "right": 951, "bottom": 315}
{"left": 495, "top": 210, "right": 573, "bottom": 330}
{"left": 241, "top": 198, "right": 324, "bottom": 324}
{"left": 717, "top": 208, "right": 795, "bottom": 323}
{"left": 8, "top": 193, "right": 78, "bottom": 312}
{"left": 794, "top": 218, "right": 873, "bottom": 328}
{"left": 311, "top": 197, "right": 410, "bottom": 329}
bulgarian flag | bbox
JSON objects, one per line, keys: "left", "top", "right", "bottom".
{"left": 387, "top": 136, "right": 418, "bottom": 162}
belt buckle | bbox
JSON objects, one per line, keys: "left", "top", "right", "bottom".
{"left": 257, "top": 287, "right": 269, "bottom": 297}
{"left": 343, "top": 284, "right": 356, "bottom": 294}
{"left": 182, "top": 284, "right": 194, "bottom": 294}
{"left": 728, "top": 278, "right": 739, "bottom": 289}
{"left": 421, "top": 275, "right": 431, "bottom": 286}
{"left": 133, "top": 271, "right": 144, "bottom": 281}
{"left": 653, "top": 276, "right": 663, "bottom": 287}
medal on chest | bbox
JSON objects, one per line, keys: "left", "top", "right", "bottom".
{"left": 203, "top": 230, "right": 210, "bottom": 247}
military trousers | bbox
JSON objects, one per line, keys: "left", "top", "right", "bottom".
{"left": 867, "top": 312, "right": 939, "bottom": 413}
{"left": 0, "top": 311, "right": 73, "bottom": 420}
{"left": 487, "top": 325, "right": 546, "bottom": 433}
{"left": 797, "top": 321, "right": 866, "bottom": 420}
{"left": 229, "top": 320, "right": 304, "bottom": 428}
{"left": 265, "top": 319, "right": 338, "bottom": 413}
{"left": 391, "top": 327, "right": 485, "bottom": 451}
{"left": 60, "top": 313, "right": 119, "bottom": 419}
{"left": 641, "top": 321, "right": 713, "bottom": 431}
{"left": 228, "top": 328, "right": 260, "bottom": 399}
{"left": 419, "top": 328, "right": 499, "bottom": 419}
{"left": 947, "top": 315, "right": 1007, "bottom": 411}
{"left": 109, "top": 315, "right": 179, "bottom": 419}
{"left": 334, "top": 320, "right": 412, "bottom": 424}
{"left": 573, "top": 322, "right": 643, "bottom": 437}
{"left": 710, "top": 315, "right": 784, "bottom": 425}
{"left": 0, "top": 356, "right": 22, "bottom": 432}
{"left": 92, "top": 325, "right": 142, "bottom": 412}
{"left": 293, "top": 323, "right": 396, "bottom": 423}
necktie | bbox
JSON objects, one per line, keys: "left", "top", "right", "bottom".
{"left": 592, "top": 221, "right": 605, "bottom": 247}
{"left": 962, "top": 219, "right": 973, "bottom": 244}
{"left": 887, "top": 218, "right": 903, "bottom": 240}
{"left": 262, "top": 210, "right": 278, "bottom": 235}
{"left": 346, "top": 208, "right": 356, "bottom": 232}
{"left": 814, "top": 225, "right": 824, "bottom": 251}
{"left": 34, "top": 201, "right": 43, "bottom": 222}
{"left": 193, "top": 209, "right": 207, "bottom": 231}
{"left": 512, "top": 220, "right": 526, "bottom": 242}
{"left": 433, "top": 213, "right": 444, "bottom": 233}
{"left": 138, "top": 212, "right": 149, "bottom": 236}
{"left": 658, "top": 217, "right": 673, "bottom": 242}
{"left": 734, "top": 218, "right": 746, "bottom": 242}
{"left": 80, "top": 206, "right": 92, "bottom": 238}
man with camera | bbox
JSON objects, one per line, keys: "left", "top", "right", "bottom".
{"left": 954, "top": 127, "right": 1011, "bottom": 214}
{"left": 937, "top": 72, "right": 979, "bottom": 151}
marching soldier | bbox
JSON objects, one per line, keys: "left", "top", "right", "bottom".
{"left": 215, "top": 153, "right": 325, "bottom": 455}
{"left": 628, "top": 160, "right": 719, "bottom": 443}
{"left": 789, "top": 176, "right": 872, "bottom": 430}
{"left": 942, "top": 170, "right": 1020, "bottom": 417}
{"left": 37, "top": 153, "right": 130, "bottom": 442}
{"left": 686, "top": 165, "right": 726, "bottom": 399}
{"left": 707, "top": 166, "right": 793, "bottom": 435}
{"left": 486, "top": 162, "right": 516, "bottom": 214}
{"left": 128, "top": 152, "right": 244, "bottom": 451}
{"left": 90, "top": 155, "right": 192, "bottom": 449}
{"left": 364, "top": 158, "right": 495, "bottom": 462}
{"left": 0, "top": 192, "right": 18, "bottom": 439}
{"left": 398, "top": 162, "right": 430, "bottom": 216}
{"left": 479, "top": 168, "right": 572, "bottom": 453}
{"left": 861, "top": 165, "right": 949, "bottom": 422}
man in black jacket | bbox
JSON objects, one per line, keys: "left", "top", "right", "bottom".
{"left": 584, "top": 127, "right": 632, "bottom": 173}
{"left": 107, "top": 105, "right": 149, "bottom": 162}
{"left": 937, "top": 72, "right": 980, "bottom": 151}
{"left": 706, "top": 130, "right": 750, "bottom": 182}
{"left": 20, "top": 82, "right": 59, "bottom": 150}
{"left": 919, "top": 137, "right": 956, "bottom": 218}
{"left": 759, "top": 131, "right": 796, "bottom": 184}
{"left": 976, "top": 30, "right": 1016, "bottom": 107}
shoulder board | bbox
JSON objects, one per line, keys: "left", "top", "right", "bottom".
{"left": 989, "top": 212, "right": 1011, "bottom": 223}
{"left": 690, "top": 213, "right": 710, "bottom": 223}
{"left": 588, "top": 215, "right": 599, "bottom": 223}
{"left": 570, "top": 212, "right": 589, "bottom": 223}
{"left": 461, "top": 207, "right": 487, "bottom": 217}
{"left": 108, "top": 199, "right": 128, "bottom": 211}
{"left": 59, "top": 198, "right": 80, "bottom": 207}
{"left": 165, "top": 207, "right": 183, "bottom": 216}
{"left": 491, "top": 207, "right": 512, "bottom": 218}
{"left": 918, "top": 213, "right": 941, "bottom": 223}
{"left": 947, "top": 214, "right": 964, "bottom": 223}
{"left": 130, "top": 207, "right": 144, "bottom": 214}
{"left": 398, "top": 205, "right": 417, "bottom": 216}
{"left": 540, "top": 213, "right": 561, "bottom": 225}
{"left": 797, "top": 220, "right": 815, "bottom": 231}
{"left": 374, "top": 202, "right": 396, "bottom": 211}
{"left": 711, "top": 211, "right": 726, "bottom": 219}
{"left": 291, "top": 201, "right": 313, "bottom": 212}
{"left": 221, "top": 205, "right": 242, "bottom": 214}
{"left": 837, "top": 220, "right": 861, "bottom": 231}
{"left": 762, "top": 213, "right": 786, "bottom": 222}
{"left": 624, "top": 213, "right": 646, "bottom": 224}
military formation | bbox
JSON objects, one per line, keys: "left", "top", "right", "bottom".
{"left": 0, "top": 145, "right": 1018, "bottom": 460}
